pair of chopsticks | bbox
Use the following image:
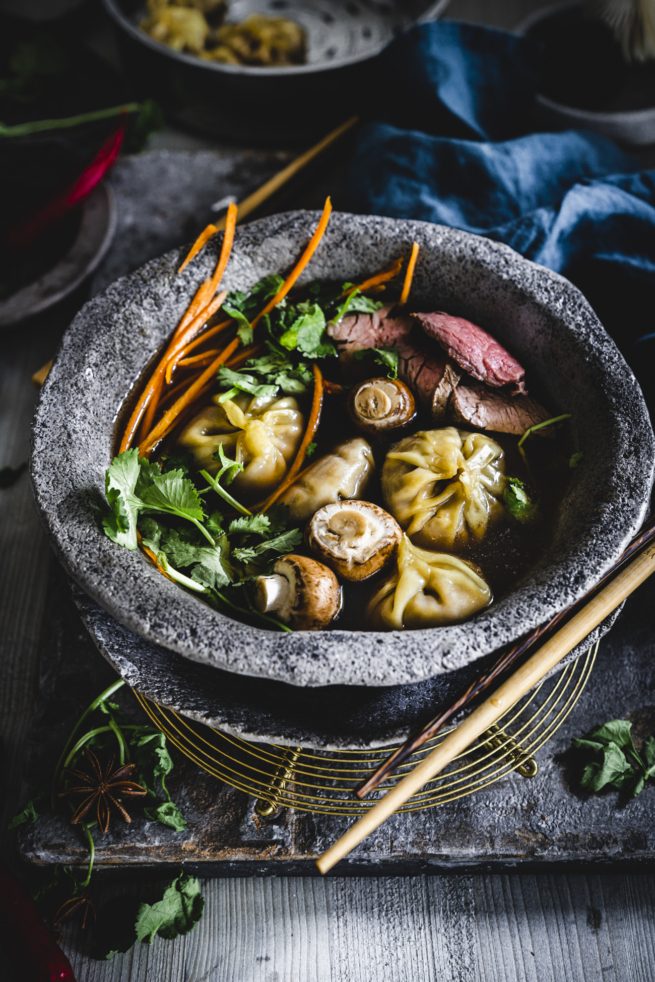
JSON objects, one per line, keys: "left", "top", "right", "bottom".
{"left": 31, "top": 115, "right": 360, "bottom": 389}
{"left": 316, "top": 518, "right": 655, "bottom": 873}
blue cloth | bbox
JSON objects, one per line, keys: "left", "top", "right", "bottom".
{"left": 346, "top": 23, "right": 655, "bottom": 402}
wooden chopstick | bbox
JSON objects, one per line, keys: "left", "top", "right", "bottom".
{"left": 30, "top": 115, "right": 360, "bottom": 388}
{"left": 316, "top": 535, "right": 655, "bottom": 874}
{"left": 356, "top": 516, "right": 655, "bottom": 798}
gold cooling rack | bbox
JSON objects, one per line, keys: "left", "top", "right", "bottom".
{"left": 133, "top": 642, "right": 598, "bottom": 817}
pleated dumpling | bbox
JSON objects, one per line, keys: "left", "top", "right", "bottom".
{"left": 382, "top": 427, "right": 506, "bottom": 550}
{"left": 367, "top": 535, "right": 492, "bottom": 630}
{"left": 280, "top": 438, "right": 374, "bottom": 522}
{"left": 178, "top": 393, "right": 303, "bottom": 498}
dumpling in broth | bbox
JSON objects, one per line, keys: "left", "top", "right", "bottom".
{"left": 382, "top": 427, "right": 506, "bottom": 550}
{"left": 178, "top": 393, "right": 303, "bottom": 498}
{"left": 367, "top": 535, "right": 492, "bottom": 629}
{"left": 281, "top": 438, "right": 374, "bottom": 522}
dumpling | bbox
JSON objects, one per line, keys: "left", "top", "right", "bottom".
{"left": 178, "top": 393, "right": 303, "bottom": 498}
{"left": 280, "top": 438, "right": 374, "bottom": 522}
{"left": 381, "top": 427, "right": 506, "bottom": 550}
{"left": 367, "top": 535, "right": 492, "bottom": 630}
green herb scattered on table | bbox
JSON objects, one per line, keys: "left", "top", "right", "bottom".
{"left": 573, "top": 719, "right": 655, "bottom": 798}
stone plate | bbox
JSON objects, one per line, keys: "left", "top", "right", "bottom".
{"left": 31, "top": 211, "right": 655, "bottom": 688}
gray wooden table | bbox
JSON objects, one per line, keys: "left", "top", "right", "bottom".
{"left": 2, "top": 1, "right": 655, "bottom": 979}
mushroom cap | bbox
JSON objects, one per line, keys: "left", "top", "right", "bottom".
{"left": 307, "top": 500, "right": 403, "bottom": 582}
{"left": 349, "top": 377, "right": 416, "bottom": 435}
{"left": 272, "top": 554, "right": 342, "bottom": 630}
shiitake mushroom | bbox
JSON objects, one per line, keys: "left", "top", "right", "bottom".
{"left": 307, "top": 500, "right": 402, "bottom": 582}
{"left": 348, "top": 377, "right": 416, "bottom": 436}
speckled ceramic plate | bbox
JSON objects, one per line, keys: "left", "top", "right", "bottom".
{"left": 31, "top": 211, "right": 655, "bottom": 688}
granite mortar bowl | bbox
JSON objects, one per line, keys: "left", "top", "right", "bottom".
{"left": 31, "top": 211, "right": 655, "bottom": 688}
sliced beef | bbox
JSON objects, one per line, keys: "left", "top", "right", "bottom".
{"left": 328, "top": 305, "right": 413, "bottom": 355}
{"left": 450, "top": 382, "right": 550, "bottom": 435}
{"left": 412, "top": 312, "right": 527, "bottom": 394}
{"left": 328, "top": 306, "right": 459, "bottom": 416}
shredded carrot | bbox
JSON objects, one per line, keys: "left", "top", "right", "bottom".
{"left": 259, "top": 363, "right": 324, "bottom": 513}
{"left": 178, "top": 224, "right": 219, "bottom": 274}
{"left": 178, "top": 348, "right": 221, "bottom": 368}
{"left": 347, "top": 254, "right": 404, "bottom": 297}
{"left": 250, "top": 197, "right": 333, "bottom": 331}
{"left": 119, "top": 291, "right": 228, "bottom": 453}
{"left": 139, "top": 338, "right": 241, "bottom": 456}
{"left": 399, "top": 242, "right": 420, "bottom": 306}
{"left": 164, "top": 317, "right": 232, "bottom": 384}
{"left": 208, "top": 201, "right": 238, "bottom": 293}
{"left": 226, "top": 343, "right": 263, "bottom": 369}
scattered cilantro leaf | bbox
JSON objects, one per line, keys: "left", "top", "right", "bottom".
{"left": 573, "top": 719, "right": 655, "bottom": 798}
{"left": 145, "top": 801, "right": 187, "bottom": 832}
{"left": 223, "top": 274, "right": 285, "bottom": 345}
{"left": 305, "top": 441, "right": 317, "bottom": 459}
{"left": 135, "top": 872, "right": 204, "bottom": 944}
{"left": 228, "top": 514, "right": 272, "bottom": 536}
{"left": 243, "top": 347, "right": 313, "bottom": 395}
{"left": 503, "top": 476, "right": 540, "bottom": 524}
{"left": 278, "top": 302, "right": 336, "bottom": 358}
{"left": 8, "top": 796, "right": 41, "bottom": 829}
{"left": 214, "top": 443, "right": 243, "bottom": 487}
{"left": 103, "top": 448, "right": 142, "bottom": 550}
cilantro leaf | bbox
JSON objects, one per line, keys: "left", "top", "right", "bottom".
{"left": 103, "top": 448, "right": 142, "bottom": 550}
{"left": 573, "top": 719, "right": 655, "bottom": 798}
{"left": 135, "top": 872, "right": 204, "bottom": 943}
{"left": 216, "top": 366, "right": 278, "bottom": 402}
{"left": 353, "top": 346, "right": 399, "bottom": 379}
{"left": 141, "top": 521, "right": 231, "bottom": 591}
{"left": 145, "top": 801, "right": 187, "bottom": 832}
{"left": 278, "top": 302, "right": 334, "bottom": 358}
{"left": 213, "top": 443, "right": 243, "bottom": 487}
{"left": 503, "top": 476, "right": 540, "bottom": 525}
{"left": 133, "top": 730, "right": 175, "bottom": 799}
{"left": 228, "top": 514, "right": 272, "bottom": 536}
{"left": 223, "top": 274, "right": 285, "bottom": 345}
{"left": 243, "top": 347, "right": 313, "bottom": 395}
{"left": 139, "top": 469, "right": 204, "bottom": 524}
{"left": 8, "top": 797, "right": 41, "bottom": 830}
{"left": 232, "top": 527, "right": 302, "bottom": 564}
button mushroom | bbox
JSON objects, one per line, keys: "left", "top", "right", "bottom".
{"left": 349, "top": 377, "right": 416, "bottom": 436}
{"left": 307, "top": 500, "right": 402, "bottom": 582}
{"left": 253, "top": 554, "right": 342, "bottom": 630}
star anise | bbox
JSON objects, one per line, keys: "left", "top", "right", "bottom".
{"left": 60, "top": 747, "right": 147, "bottom": 833}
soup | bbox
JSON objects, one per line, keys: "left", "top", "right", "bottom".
{"left": 104, "top": 202, "right": 573, "bottom": 633}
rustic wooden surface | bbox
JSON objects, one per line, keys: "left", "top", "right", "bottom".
{"left": 3, "top": 1, "right": 655, "bottom": 979}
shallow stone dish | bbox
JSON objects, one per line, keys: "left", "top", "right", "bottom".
{"left": 31, "top": 211, "right": 655, "bottom": 688}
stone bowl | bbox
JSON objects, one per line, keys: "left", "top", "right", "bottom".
{"left": 31, "top": 211, "right": 655, "bottom": 688}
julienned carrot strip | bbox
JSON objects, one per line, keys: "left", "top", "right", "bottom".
{"left": 347, "top": 255, "right": 404, "bottom": 296}
{"left": 259, "top": 363, "right": 324, "bottom": 513}
{"left": 250, "top": 198, "right": 332, "bottom": 331}
{"left": 208, "top": 201, "right": 238, "bottom": 293}
{"left": 164, "top": 317, "right": 232, "bottom": 384}
{"left": 178, "top": 224, "right": 219, "bottom": 274}
{"left": 178, "top": 348, "right": 221, "bottom": 368}
{"left": 139, "top": 338, "right": 241, "bottom": 456}
{"left": 119, "top": 291, "right": 228, "bottom": 453}
{"left": 399, "top": 242, "right": 420, "bottom": 306}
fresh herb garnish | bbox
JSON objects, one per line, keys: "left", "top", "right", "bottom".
{"left": 573, "top": 719, "right": 655, "bottom": 798}
{"left": 223, "top": 274, "right": 285, "bottom": 344}
{"left": 103, "top": 450, "right": 212, "bottom": 550}
{"left": 503, "top": 476, "right": 540, "bottom": 524}
{"left": 232, "top": 527, "right": 303, "bottom": 565}
{"left": 135, "top": 872, "right": 204, "bottom": 944}
{"left": 216, "top": 366, "right": 278, "bottom": 402}
{"left": 353, "top": 346, "right": 399, "bottom": 379}
{"left": 518, "top": 413, "right": 572, "bottom": 465}
{"left": 305, "top": 441, "right": 318, "bottom": 459}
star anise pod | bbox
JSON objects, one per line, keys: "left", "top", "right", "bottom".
{"left": 60, "top": 747, "right": 147, "bottom": 833}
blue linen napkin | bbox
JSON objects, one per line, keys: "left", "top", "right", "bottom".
{"left": 346, "top": 22, "right": 655, "bottom": 403}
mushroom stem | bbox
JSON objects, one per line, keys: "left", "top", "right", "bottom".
{"left": 255, "top": 573, "right": 290, "bottom": 615}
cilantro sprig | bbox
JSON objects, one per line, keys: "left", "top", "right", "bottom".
{"left": 573, "top": 719, "right": 655, "bottom": 798}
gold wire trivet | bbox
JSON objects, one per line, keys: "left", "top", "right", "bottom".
{"left": 133, "top": 642, "right": 598, "bottom": 817}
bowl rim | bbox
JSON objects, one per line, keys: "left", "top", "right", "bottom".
{"left": 102, "top": 0, "right": 450, "bottom": 78}
{"left": 31, "top": 210, "right": 655, "bottom": 688}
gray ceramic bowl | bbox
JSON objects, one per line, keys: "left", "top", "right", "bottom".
{"left": 31, "top": 211, "right": 655, "bottom": 688}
